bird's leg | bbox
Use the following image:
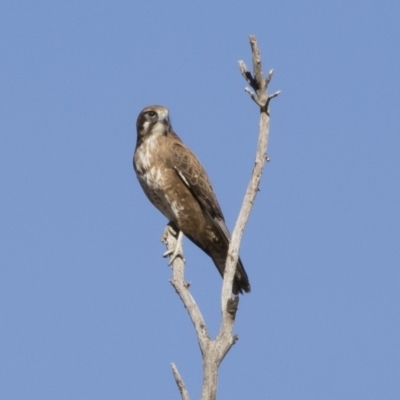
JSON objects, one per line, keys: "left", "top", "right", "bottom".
{"left": 162, "top": 224, "right": 185, "bottom": 265}
{"left": 165, "top": 229, "right": 184, "bottom": 265}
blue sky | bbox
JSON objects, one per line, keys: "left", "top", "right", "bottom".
{"left": 1, "top": 1, "right": 399, "bottom": 399}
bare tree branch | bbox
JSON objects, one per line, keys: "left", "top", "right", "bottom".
{"left": 171, "top": 362, "right": 190, "bottom": 400}
{"left": 161, "top": 224, "right": 210, "bottom": 357}
{"left": 162, "top": 35, "right": 279, "bottom": 400}
{"left": 221, "top": 34, "right": 280, "bottom": 322}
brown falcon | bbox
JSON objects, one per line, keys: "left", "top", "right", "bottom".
{"left": 133, "top": 105, "right": 250, "bottom": 294}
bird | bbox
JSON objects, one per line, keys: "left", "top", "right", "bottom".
{"left": 133, "top": 105, "right": 250, "bottom": 294}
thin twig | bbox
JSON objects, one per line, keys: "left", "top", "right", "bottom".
{"left": 171, "top": 362, "right": 190, "bottom": 400}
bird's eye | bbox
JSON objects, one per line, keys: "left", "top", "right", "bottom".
{"left": 147, "top": 111, "right": 157, "bottom": 118}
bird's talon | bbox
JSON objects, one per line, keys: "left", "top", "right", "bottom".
{"left": 166, "top": 248, "right": 184, "bottom": 265}
{"left": 163, "top": 230, "right": 184, "bottom": 265}
{"left": 163, "top": 249, "right": 173, "bottom": 258}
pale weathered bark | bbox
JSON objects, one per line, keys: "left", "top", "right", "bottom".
{"left": 161, "top": 35, "right": 280, "bottom": 400}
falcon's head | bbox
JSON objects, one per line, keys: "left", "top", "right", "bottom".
{"left": 136, "top": 105, "right": 171, "bottom": 139}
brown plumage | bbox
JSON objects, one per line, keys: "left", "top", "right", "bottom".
{"left": 133, "top": 105, "right": 250, "bottom": 294}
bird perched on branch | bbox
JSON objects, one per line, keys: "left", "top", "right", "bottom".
{"left": 133, "top": 105, "right": 250, "bottom": 294}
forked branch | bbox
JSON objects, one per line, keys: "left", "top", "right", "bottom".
{"left": 163, "top": 35, "right": 280, "bottom": 400}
